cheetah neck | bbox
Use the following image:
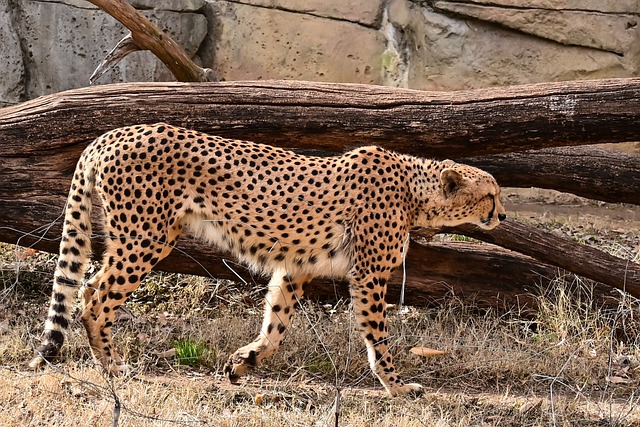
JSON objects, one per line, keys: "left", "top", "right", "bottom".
{"left": 402, "top": 156, "right": 449, "bottom": 228}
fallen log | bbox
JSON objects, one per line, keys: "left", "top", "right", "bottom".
{"left": 462, "top": 146, "right": 640, "bottom": 205}
{"left": 1, "top": 191, "right": 635, "bottom": 307}
{"left": 307, "top": 242, "right": 584, "bottom": 311}
{"left": 2, "top": 81, "right": 640, "bottom": 206}
{"left": 441, "top": 220, "right": 640, "bottom": 297}
{"left": 2, "top": 79, "right": 640, "bottom": 159}
{"left": 150, "top": 239, "right": 566, "bottom": 310}
{"left": 0, "top": 201, "right": 584, "bottom": 310}
{"left": 1, "top": 128, "right": 637, "bottom": 206}
{"left": 2, "top": 80, "right": 639, "bottom": 307}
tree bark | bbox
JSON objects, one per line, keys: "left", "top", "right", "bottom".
{"left": 437, "top": 220, "right": 640, "bottom": 297}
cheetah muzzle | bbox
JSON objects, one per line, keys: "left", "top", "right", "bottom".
{"left": 30, "top": 123, "right": 506, "bottom": 396}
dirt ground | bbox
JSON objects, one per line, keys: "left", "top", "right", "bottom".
{"left": 506, "top": 187, "right": 639, "bottom": 231}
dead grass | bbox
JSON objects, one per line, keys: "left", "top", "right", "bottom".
{"left": 2, "top": 212, "right": 640, "bottom": 427}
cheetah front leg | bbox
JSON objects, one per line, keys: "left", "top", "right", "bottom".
{"left": 224, "top": 269, "right": 309, "bottom": 383}
{"left": 350, "top": 272, "right": 423, "bottom": 396}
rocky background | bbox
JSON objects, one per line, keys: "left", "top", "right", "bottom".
{"left": 1, "top": 0, "right": 639, "bottom": 107}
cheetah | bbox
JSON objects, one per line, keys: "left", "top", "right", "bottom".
{"left": 30, "top": 123, "right": 506, "bottom": 396}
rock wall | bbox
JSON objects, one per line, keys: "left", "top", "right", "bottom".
{"left": 1, "top": 0, "right": 638, "bottom": 107}
{"left": 1, "top": 0, "right": 208, "bottom": 106}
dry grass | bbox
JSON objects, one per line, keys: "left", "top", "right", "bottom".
{"left": 2, "top": 216, "right": 640, "bottom": 427}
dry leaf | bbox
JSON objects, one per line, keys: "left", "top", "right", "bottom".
{"left": 16, "top": 248, "right": 39, "bottom": 261}
{"left": 409, "top": 347, "right": 446, "bottom": 358}
{"left": 255, "top": 393, "right": 264, "bottom": 406}
{"left": 158, "top": 313, "right": 168, "bottom": 327}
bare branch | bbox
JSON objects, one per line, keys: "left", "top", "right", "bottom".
{"left": 86, "top": 0, "right": 214, "bottom": 82}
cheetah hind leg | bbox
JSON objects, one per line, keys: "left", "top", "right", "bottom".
{"left": 224, "top": 270, "right": 309, "bottom": 383}
{"left": 80, "top": 238, "right": 174, "bottom": 375}
{"left": 80, "top": 213, "right": 183, "bottom": 373}
{"left": 79, "top": 266, "right": 137, "bottom": 375}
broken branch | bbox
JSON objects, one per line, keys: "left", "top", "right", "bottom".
{"left": 86, "top": 0, "right": 214, "bottom": 82}
{"left": 90, "top": 34, "right": 142, "bottom": 84}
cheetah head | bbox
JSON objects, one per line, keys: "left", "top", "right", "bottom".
{"left": 424, "top": 161, "right": 506, "bottom": 230}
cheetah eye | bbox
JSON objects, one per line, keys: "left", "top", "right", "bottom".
{"left": 486, "top": 195, "right": 496, "bottom": 219}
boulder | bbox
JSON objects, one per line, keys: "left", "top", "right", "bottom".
{"left": 232, "top": 0, "right": 385, "bottom": 27}
{"left": 131, "top": 0, "right": 206, "bottom": 12}
{"left": 441, "top": 0, "right": 640, "bottom": 14}
{"left": 0, "top": 0, "right": 639, "bottom": 99}
{"left": 434, "top": 1, "right": 639, "bottom": 54}
{"left": 387, "top": 0, "right": 634, "bottom": 90}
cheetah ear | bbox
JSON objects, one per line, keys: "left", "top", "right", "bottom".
{"left": 440, "top": 168, "right": 465, "bottom": 197}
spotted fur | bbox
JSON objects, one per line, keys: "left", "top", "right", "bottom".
{"left": 30, "top": 123, "right": 506, "bottom": 396}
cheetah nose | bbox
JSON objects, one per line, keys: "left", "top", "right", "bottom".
{"left": 498, "top": 213, "right": 506, "bottom": 222}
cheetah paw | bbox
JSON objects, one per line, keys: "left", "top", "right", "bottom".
{"left": 223, "top": 359, "right": 251, "bottom": 384}
{"left": 28, "top": 355, "right": 47, "bottom": 370}
{"left": 389, "top": 383, "right": 424, "bottom": 397}
{"left": 106, "top": 361, "right": 134, "bottom": 377}
{"left": 223, "top": 346, "right": 262, "bottom": 383}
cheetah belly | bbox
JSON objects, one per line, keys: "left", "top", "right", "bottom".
{"left": 299, "top": 249, "right": 352, "bottom": 280}
{"left": 182, "top": 214, "right": 234, "bottom": 253}
{"left": 182, "top": 214, "right": 352, "bottom": 279}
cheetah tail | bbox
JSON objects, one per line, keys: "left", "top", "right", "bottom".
{"left": 29, "top": 152, "right": 96, "bottom": 369}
